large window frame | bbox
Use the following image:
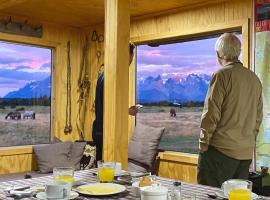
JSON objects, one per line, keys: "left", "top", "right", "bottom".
{"left": 129, "top": 19, "right": 251, "bottom": 156}
{"left": 0, "top": 32, "right": 58, "bottom": 148}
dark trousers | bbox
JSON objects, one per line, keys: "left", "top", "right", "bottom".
{"left": 92, "top": 133, "right": 103, "bottom": 162}
{"left": 197, "top": 146, "right": 252, "bottom": 188}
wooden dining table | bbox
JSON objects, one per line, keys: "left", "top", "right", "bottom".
{"left": 0, "top": 168, "right": 269, "bottom": 200}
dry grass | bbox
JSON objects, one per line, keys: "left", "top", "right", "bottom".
{"left": 137, "top": 111, "right": 202, "bottom": 136}
{"left": 0, "top": 106, "right": 50, "bottom": 147}
{"left": 136, "top": 107, "right": 202, "bottom": 153}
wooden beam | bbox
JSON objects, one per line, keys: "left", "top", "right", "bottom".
{"left": 131, "top": 20, "right": 246, "bottom": 44}
{"left": 103, "top": 0, "right": 130, "bottom": 169}
{"left": 0, "top": 0, "right": 27, "bottom": 10}
{"left": 242, "top": 18, "right": 250, "bottom": 68}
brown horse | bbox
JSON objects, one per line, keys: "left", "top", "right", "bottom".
{"left": 170, "top": 108, "right": 176, "bottom": 117}
{"left": 5, "top": 111, "right": 21, "bottom": 120}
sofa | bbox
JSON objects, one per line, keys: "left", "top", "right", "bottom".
{"left": 0, "top": 124, "right": 165, "bottom": 182}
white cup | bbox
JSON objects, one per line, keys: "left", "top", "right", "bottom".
{"left": 45, "top": 181, "right": 71, "bottom": 199}
{"left": 115, "top": 162, "right": 122, "bottom": 176}
{"left": 221, "top": 179, "right": 252, "bottom": 197}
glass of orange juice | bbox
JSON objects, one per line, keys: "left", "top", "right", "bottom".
{"left": 228, "top": 180, "right": 252, "bottom": 200}
{"left": 53, "top": 167, "right": 74, "bottom": 187}
{"left": 97, "top": 161, "right": 115, "bottom": 183}
{"left": 229, "top": 189, "right": 251, "bottom": 200}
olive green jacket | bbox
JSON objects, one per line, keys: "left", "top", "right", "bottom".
{"left": 199, "top": 62, "right": 263, "bottom": 160}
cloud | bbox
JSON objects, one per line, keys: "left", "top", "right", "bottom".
{"left": 0, "top": 77, "right": 28, "bottom": 97}
{"left": 41, "top": 62, "right": 51, "bottom": 69}
{"left": 136, "top": 39, "right": 221, "bottom": 81}
{"left": 0, "top": 68, "right": 50, "bottom": 81}
{"left": 15, "top": 65, "right": 31, "bottom": 70}
{"left": 0, "top": 56, "right": 30, "bottom": 64}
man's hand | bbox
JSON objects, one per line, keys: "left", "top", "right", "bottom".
{"left": 129, "top": 105, "right": 139, "bottom": 116}
{"left": 199, "top": 142, "right": 209, "bottom": 152}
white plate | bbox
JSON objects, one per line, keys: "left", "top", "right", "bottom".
{"left": 215, "top": 190, "right": 258, "bottom": 199}
{"left": 36, "top": 191, "right": 79, "bottom": 200}
{"left": 76, "top": 183, "right": 126, "bottom": 196}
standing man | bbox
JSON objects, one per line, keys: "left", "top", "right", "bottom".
{"left": 197, "top": 33, "right": 263, "bottom": 187}
{"left": 92, "top": 43, "right": 138, "bottom": 162}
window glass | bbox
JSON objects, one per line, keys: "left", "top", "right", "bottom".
{"left": 136, "top": 34, "right": 242, "bottom": 153}
{"left": 0, "top": 41, "right": 52, "bottom": 146}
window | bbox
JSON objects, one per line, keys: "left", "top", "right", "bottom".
{"left": 136, "top": 33, "right": 242, "bottom": 154}
{"left": 0, "top": 41, "right": 52, "bottom": 147}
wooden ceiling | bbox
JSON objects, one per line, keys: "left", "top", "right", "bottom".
{"left": 0, "top": 0, "right": 225, "bottom": 28}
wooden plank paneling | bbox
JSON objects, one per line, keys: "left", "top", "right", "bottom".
{"left": 158, "top": 160, "right": 198, "bottom": 184}
{"left": 158, "top": 152, "right": 198, "bottom": 184}
{"left": 0, "top": 153, "right": 37, "bottom": 174}
{"left": 0, "top": 146, "right": 32, "bottom": 156}
{"left": 130, "top": 0, "right": 251, "bottom": 38}
{"left": 0, "top": 0, "right": 225, "bottom": 27}
{"left": 103, "top": 0, "right": 130, "bottom": 169}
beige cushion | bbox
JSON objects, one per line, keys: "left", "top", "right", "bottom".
{"left": 128, "top": 161, "right": 148, "bottom": 173}
{"left": 128, "top": 124, "right": 165, "bottom": 168}
{"left": 71, "top": 142, "right": 87, "bottom": 170}
{"left": 33, "top": 142, "right": 73, "bottom": 173}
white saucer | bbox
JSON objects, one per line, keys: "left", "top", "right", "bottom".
{"left": 215, "top": 190, "right": 258, "bottom": 199}
{"left": 36, "top": 191, "right": 79, "bottom": 200}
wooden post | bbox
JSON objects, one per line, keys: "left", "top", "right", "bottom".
{"left": 104, "top": 0, "right": 130, "bottom": 169}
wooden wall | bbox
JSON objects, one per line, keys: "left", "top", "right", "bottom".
{"left": 0, "top": 0, "right": 252, "bottom": 177}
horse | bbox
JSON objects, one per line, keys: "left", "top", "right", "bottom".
{"left": 170, "top": 108, "right": 176, "bottom": 117}
{"left": 5, "top": 111, "right": 21, "bottom": 120}
{"left": 23, "top": 111, "right": 35, "bottom": 119}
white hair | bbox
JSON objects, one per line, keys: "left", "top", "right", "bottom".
{"left": 215, "top": 33, "right": 241, "bottom": 61}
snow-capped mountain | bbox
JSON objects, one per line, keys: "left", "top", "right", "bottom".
{"left": 137, "top": 74, "right": 211, "bottom": 103}
{"left": 4, "top": 76, "right": 51, "bottom": 98}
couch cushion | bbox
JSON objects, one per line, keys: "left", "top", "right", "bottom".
{"left": 128, "top": 161, "right": 148, "bottom": 173}
{"left": 128, "top": 124, "right": 165, "bottom": 169}
{"left": 71, "top": 142, "right": 87, "bottom": 170}
{"left": 33, "top": 142, "right": 73, "bottom": 173}
{"left": 80, "top": 141, "right": 96, "bottom": 170}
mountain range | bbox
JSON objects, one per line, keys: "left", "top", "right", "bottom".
{"left": 137, "top": 74, "right": 211, "bottom": 103}
{"left": 4, "top": 76, "right": 51, "bottom": 98}
{"left": 3, "top": 73, "right": 211, "bottom": 102}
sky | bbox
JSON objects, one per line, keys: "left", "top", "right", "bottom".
{"left": 0, "top": 41, "right": 51, "bottom": 97}
{"left": 137, "top": 34, "right": 242, "bottom": 82}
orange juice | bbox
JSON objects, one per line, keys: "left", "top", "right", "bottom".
{"left": 54, "top": 175, "right": 74, "bottom": 186}
{"left": 229, "top": 189, "right": 251, "bottom": 200}
{"left": 98, "top": 167, "right": 115, "bottom": 182}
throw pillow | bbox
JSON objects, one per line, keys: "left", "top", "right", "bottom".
{"left": 33, "top": 142, "right": 73, "bottom": 173}
{"left": 70, "top": 142, "right": 87, "bottom": 170}
{"left": 128, "top": 124, "right": 165, "bottom": 168}
{"left": 80, "top": 141, "right": 96, "bottom": 170}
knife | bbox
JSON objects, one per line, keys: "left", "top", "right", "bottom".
{"left": 207, "top": 193, "right": 228, "bottom": 200}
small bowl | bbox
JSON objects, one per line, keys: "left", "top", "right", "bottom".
{"left": 131, "top": 181, "right": 161, "bottom": 197}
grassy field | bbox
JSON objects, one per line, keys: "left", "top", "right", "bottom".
{"left": 0, "top": 104, "right": 202, "bottom": 153}
{"left": 0, "top": 106, "right": 50, "bottom": 147}
{"left": 137, "top": 106, "right": 202, "bottom": 154}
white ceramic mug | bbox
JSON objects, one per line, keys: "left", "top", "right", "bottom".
{"left": 45, "top": 181, "right": 71, "bottom": 199}
{"left": 140, "top": 185, "right": 168, "bottom": 200}
{"left": 221, "top": 179, "right": 252, "bottom": 197}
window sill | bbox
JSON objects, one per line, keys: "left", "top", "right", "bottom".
{"left": 0, "top": 146, "right": 33, "bottom": 156}
{"left": 159, "top": 151, "right": 198, "bottom": 165}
